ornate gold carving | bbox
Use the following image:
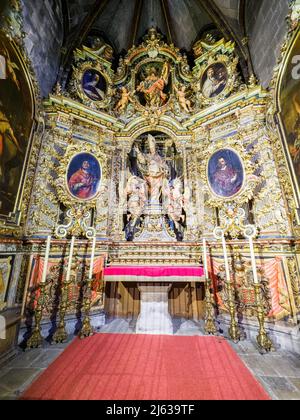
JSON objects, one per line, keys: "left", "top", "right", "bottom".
{"left": 55, "top": 141, "right": 107, "bottom": 210}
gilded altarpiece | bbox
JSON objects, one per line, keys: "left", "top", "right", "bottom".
{"left": 0, "top": 3, "right": 299, "bottom": 351}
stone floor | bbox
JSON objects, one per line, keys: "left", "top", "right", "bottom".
{"left": 0, "top": 317, "right": 300, "bottom": 400}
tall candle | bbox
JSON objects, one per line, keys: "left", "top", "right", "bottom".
{"left": 221, "top": 233, "right": 231, "bottom": 283}
{"left": 66, "top": 236, "right": 75, "bottom": 283}
{"left": 89, "top": 235, "right": 97, "bottom": 280}
{"left": 248, "top": 235, "right": 259, "bottom": 284}
{"left": 202, "top": 238, "right": 208, "bottom": 279}
{"left": 41, "top": 236, "right": 51, "bottom": 283}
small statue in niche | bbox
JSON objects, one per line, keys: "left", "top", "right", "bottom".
{"left": 174, "top": 84, "right": 193, "bottom": 113}
{"left": 134, "top": 134, "right": 169, "bottom": 206}
{"left": 163, "top": 177, "right": 185, "bottom": 241}
{"left": 124, "top": 175, "right": 148, "bottom": 241}
{"left": 114, "top": 86, "right": 134, "bottom": 113}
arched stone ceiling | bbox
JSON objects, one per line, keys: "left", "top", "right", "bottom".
{"left": 19, "top": 0, "right": 290, "bottom": 96}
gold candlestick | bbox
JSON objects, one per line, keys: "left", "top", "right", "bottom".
{"left": 53, "top": 276, "right": 71, "bottom": 343}
{"left": 53, "top": 237, "right": 76, "bottom": 343}
{"left": 204, "top": 278, "right": 217, "bottom": 335}
{"left": 203, "top": 239, "right": 217, "bottom": 335}
{"left": 253, "top": 283, "right": 274, "bottom": 352}
{"left": 27, "top": 282, "right": 47, "bottom": 348}
{"left": 79, "top": 274, "right": 94, "bottom": 339}
{"left": 214, "top": 227, "right": 240, "bottom": 342}
{"left": 244, "top": 225, "right": 273, "bottom": 352}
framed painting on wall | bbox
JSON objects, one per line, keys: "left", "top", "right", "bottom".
{"left": 277, "top": 28, "right": 300, "bottom": 211}
{"left": 0, "top": 32, "right": 35, "bottom": 221}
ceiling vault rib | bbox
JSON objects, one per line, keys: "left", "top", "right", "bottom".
{"left": 160, "top": 0, "right": 173, "bottom": 44}
{"left": 131, "top": 0, "right": 143, "bottom": 47}
{"left": 59, "top": 0, "right": 109, "bottom": 78}
{"left": 198, "top": 0, "right": 250, "bottom": 81}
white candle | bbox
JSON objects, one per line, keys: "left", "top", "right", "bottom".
{"left": 89, "top": 236, "right": 97, "bottom": 280}
{"left": 41, "top": 236, "right": 51, "bottom": 283}
{"left": 202, "top": 238, "right": 208, "bottom": 279}
{"left": 66, "top": 236, "right": 75, "bottom": 283}
{"left": 221, "top": 234, "right": 231, "bottom": 283}
{"left": 248, "top": 235, "right": 259, "bottom": 284}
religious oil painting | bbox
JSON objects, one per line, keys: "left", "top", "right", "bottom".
{"left": 82, "top": 69, "right": 107, "bottom": 102}
{"left": 201, "top": 62, "right": 228, "bottom": 98}
{"left": 279, "top": 33, "right": 300, "bottom": 196}
{"left": 0, "top": 34, "right": 34, "bottom": 216}
{"left": 208, "top": 149, "right": 244, "bottom": 198}
{"left": 136, "top": 61, "right": 171, "bottom": 108}
{"left": 67, "top": 153, "right": 101, "bottom": 201}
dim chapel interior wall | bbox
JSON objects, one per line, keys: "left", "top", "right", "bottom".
{"left": 245, "top": 0, "right": 290, "bottom": 88}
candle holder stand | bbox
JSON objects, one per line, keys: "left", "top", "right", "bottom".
{"left": 253, "top": 283, "right": 274, "bottom": 352}
{"left": 27, "top": 282, "right": 47, "bottom": 348}
{"left": 204, "top": 278, "right": 217, "bottom": 335}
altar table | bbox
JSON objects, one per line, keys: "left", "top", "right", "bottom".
{"left": 103, "top": 266, "right": 205, "bottom": 335}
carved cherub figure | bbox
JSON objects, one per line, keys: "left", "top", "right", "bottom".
{"left": 114, "top": 86, "right": 134, "bottom": 113}
{"left": 174, "top": 84, "right": 192, "bottom": 113}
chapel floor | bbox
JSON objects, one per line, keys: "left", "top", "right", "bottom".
{"left": 0, "top": 317, "right": 299, "bottom": 400}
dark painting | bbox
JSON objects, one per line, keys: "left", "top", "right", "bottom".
{"left": 208, "top": 149, "right": 244, "bottom": 198}
{"left": 136, "top": 62, "right": 171, "bottom": 108}
{"left": 67, "top": 153, "right": 101, "bottom": 200}
{"left": 0, "top": 34, "right": 33, "bottom": 216}
{"left": 82, "top": 69, "right": 107, "bottom": 102}
{"left": 280, "top": 34, "right": 300, "bottom": 192}
{"left": 202, "top": 63, "right": 228, "bottom": 98}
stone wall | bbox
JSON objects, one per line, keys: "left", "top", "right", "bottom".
{"left": 21, "top": 0, "right": 64, "bottom": 97}
{"left": 246, "top": 0, "right": 290, "bottom": 87}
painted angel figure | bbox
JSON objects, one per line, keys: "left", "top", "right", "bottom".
{"left": 137, "top": 62, "right": 170, "bottom": 108}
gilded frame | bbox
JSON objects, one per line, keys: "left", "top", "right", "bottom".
{"left": 0, "top": 30, "right": 37, "bottom": 231}
{"left": 73, "top": 61, "right": 113, "bottom": 110}
{"left": 199, "top": 138, "right": 258, "bottom": 208}
{"left": 56, "top": 142, "right": 107, "bottom": 210}
{"left": 206, "top": 147, "right": 246, "bottom": 200}
{"left": 275, "top": 26, "right": 300, "bottom": 211}
{"left": 195, "top": 54, "right": 238, "bottom": 107}
{"left": 132, "top": 57, "right": 173, "bottom": 112}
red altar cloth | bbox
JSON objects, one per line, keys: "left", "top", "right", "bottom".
{"left": 104, "top": 266, "right": 205, "bottom": 282}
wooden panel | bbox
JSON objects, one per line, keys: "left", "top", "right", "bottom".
{"left": 105, "top": 282, "right": 205, "bottom": 320}
{"left": 169, "top": 283, "right": 205, "bottom": 320}
{"left": 104, "top": 282, "right": 140, "bottom": 317}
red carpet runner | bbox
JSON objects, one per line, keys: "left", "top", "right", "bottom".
{"left": 21, "top": 334, "right": 270, "bottom": 400}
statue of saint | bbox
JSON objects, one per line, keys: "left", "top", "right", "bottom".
{"left": 134, "top": 134, "right": 169, "bottom": 205}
